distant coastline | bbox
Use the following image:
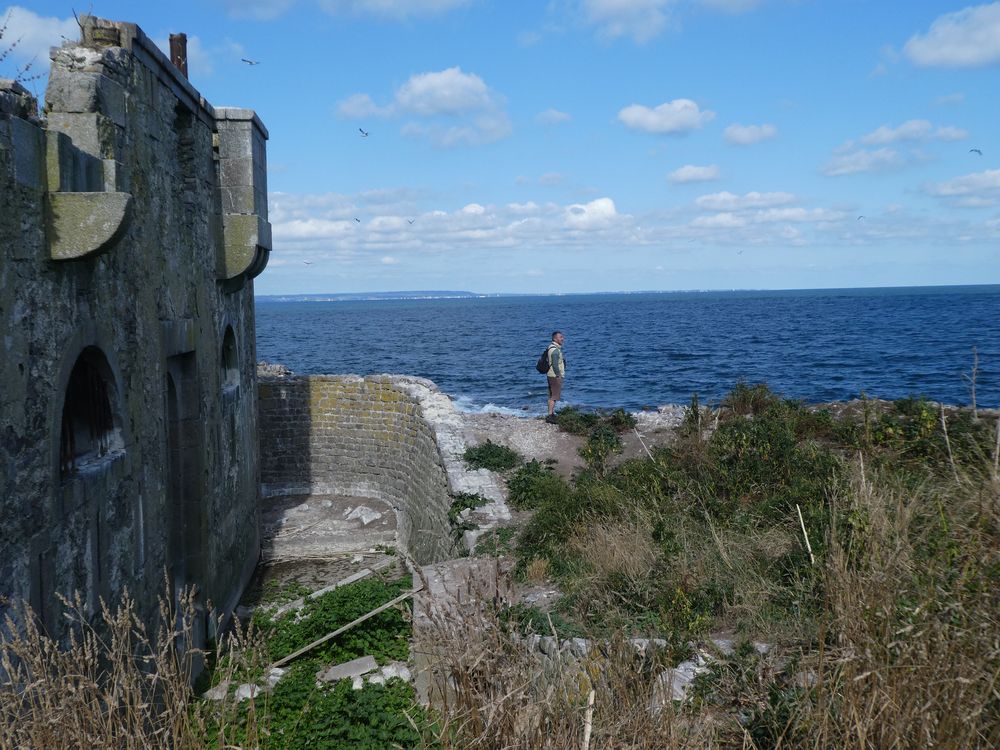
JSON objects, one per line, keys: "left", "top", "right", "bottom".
{"left": 255, "top": 283, "right": 1000, "bottom": 303}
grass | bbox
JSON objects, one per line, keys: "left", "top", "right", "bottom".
{"left": 3, "top": 384, "right": 997, "bottom": 748}
{"left": 462, "top": 384, "right": 999, "bottom": 747}
{"left": 1, "top": 573, "right": 434, "bottom": 749}
{"left": 462, "top": 439, "right": 522, "bottom": 472}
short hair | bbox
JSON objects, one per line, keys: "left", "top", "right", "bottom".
{"left": 551, "top": 331, "right": 563, "bottom": 340}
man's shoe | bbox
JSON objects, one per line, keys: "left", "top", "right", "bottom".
{"left": 545, "top": 414, "right": 558, "bottom": 424}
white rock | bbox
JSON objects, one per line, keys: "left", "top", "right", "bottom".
{"left": 317, "top": 654, "right": 379, "bottom": 683}
{"left": 649, "top": 659, "right": 710, "bottom": 711}
{"left": 202, "top": 680, "right": 230, "bottom": 701}
{"left": 381, "top": 661, "right": 412, "bottom": 682}
{"left": 265, "top": 667, "right": 287, "bottom": 689}
{"left": 235, "top": 683, "right": 260, "bottom": 702}
{"left": 346, "top": 506, "right": 383, "bottom": 526}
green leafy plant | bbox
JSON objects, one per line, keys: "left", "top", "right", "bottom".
{"left": 463, "top": 440, "right": 522, "bottom": 472}
{"left": 506, "top": 459, "right": 569, "bottom": 511}
{"left": 254, "top": 577, "right": 412, "bottom": 666}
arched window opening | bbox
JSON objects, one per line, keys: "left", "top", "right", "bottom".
{"left": 221, "top": 326, "right": 239, "bottom": 391}
{"left": 60, "top": 347, "right": 123, "bottom": 477}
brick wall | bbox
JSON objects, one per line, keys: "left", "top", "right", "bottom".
{"left": 258, "top": 375, "right": 457, "bottom": 564}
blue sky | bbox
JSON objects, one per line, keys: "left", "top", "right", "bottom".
{"left": 5, "top": 1, "right": 1000, "bottom": 295}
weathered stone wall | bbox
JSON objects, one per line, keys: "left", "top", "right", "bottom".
{"left": 0, "top": 17, "right": 270, "bottom": 642}
{"left": 258, "top": 375, "right": 460, "bottom": 564}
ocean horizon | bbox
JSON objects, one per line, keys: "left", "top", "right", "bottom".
{"left": 255, "top": 284, "right": 1000, "bottom": 415}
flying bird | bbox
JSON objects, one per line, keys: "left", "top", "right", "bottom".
{"left": 241, "top": 58, "right": 260, "bottom": 65}
{"left": 303, "top": 261, "right": 312, "bottom": 265}
{"left": 407, "top": 219, "right": 415, "bottom": 225}
{"left": 359, "top": 128, "right": 369, "bottom": 137}
{"left": 354, "top": 217, "right": 361, "bottom": 223}
{"left": 736, "top": 250, "right": 743, "bottom": 255}
{"left": 970, "top": 148, "right": 983, "bottom": 156}
{"left": 857, "top": 215, "right": 865, "bottom": 221}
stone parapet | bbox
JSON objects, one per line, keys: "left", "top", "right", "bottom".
{"left": 258, "top": 375, "right": 508, "bottom": 564}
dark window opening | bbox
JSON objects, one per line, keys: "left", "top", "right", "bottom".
{"left": 221, "top": 326, "right": 239, "bottom": 391}
{"left": 60, "top": 347, "right": 123, "bottom": 477}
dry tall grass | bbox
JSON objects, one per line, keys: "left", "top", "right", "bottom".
{"left": 0, "top": 582, "right": 267, "bottom": 749}
{"left": 422, "top": 458, "right": 999, "bottom": 749}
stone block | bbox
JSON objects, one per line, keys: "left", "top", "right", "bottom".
{"left": 219, "top": 156, "right": 254, "bottom": 188}
{"left": 47, "top": 191, "right": 132, "bottom": 260}
{"left": 47, "top": 112, "right": 119, "bottom": 160}
{"left": 317, "top": 654, "right": 378, "bottom": 683}
{"left": 44, "top": 70, "right": 125, "bottom": 125}
{"left": 6, "top": 116, "right": 45, "bottom": 190}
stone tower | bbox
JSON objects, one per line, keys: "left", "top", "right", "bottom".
{"left": 0, "top": 17, "right": 271, "bottom": 644}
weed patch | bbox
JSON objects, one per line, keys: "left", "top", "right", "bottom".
{"left": 463, "top": 439, "right": 522, "bottom": 472}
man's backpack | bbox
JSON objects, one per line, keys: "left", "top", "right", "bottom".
{"left": 535, "top": 346, "right": 551, "bottom": 374}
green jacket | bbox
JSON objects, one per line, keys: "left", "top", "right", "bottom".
{"left": 547, "top": 342, "right": 565, "bottom": 378}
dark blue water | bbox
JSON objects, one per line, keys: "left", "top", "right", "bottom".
{"left": 255, "top": 286, "right": 1000, "bottom": 414}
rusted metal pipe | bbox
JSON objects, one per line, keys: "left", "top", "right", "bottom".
{"left": 169, "top": 33, "right": 188, "bottom": 78}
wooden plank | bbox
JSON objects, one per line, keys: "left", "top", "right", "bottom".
{"left": 271, "top": 585, "right": 422, "bottom": 669}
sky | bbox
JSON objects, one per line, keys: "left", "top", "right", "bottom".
{"left": 3, "top": 1, "right": 1000, "bottom": 295}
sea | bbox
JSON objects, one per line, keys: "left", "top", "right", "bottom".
{"left": 255, "top": 285, "right": 1000, "bottom": 416}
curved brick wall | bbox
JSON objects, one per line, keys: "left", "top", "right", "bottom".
{"left": 257, "top": 374, "right": 464, "bottom": 564}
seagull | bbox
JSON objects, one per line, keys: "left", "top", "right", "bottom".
{"left": 359, "top": 128, "right": 369, "bottom": 137}
{"left": 857, "top": 215, "right": 865, "bottom": 221}
{"left": 970, "top": 148, "right": 983, "bottom": 156}
{"left": 354, "top": 217, "right": 361, "bottom": 223}
{"left": 303, "top": 261, "right": 312, "bottom": 265}
{"left": 407, "top": 219, "right": 415, "bottom": 225}
{"left": 241, "top": 58, "right": 260, "bottom": 65}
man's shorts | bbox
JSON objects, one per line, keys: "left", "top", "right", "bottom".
{"left": 547, "top": 376, "right": 563, "bottom": 401}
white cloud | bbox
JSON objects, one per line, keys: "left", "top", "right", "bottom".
{"left": 217, "top": 0, "right": 297, "bottom": 19}
{"left": 696, "top": 191, "right": 795, "bottom": 210}
{"left": 668, "top": 164, "right": 721, "bottom": 183}
{"left": 394, "top": 67, "right": 493, "bottom": 116}
{"left": 264, "top": 187, "right": 1000, "bottom": 274}
{"left": 859, "top": 119, "right": 966, "bottom": 144}
{"left": 564, "top": 198, "right": 620, "bottom": 229}
{"left": 538, "top": 172, "right": 564, "bottom": 186}
{"left": 723, "top": 123, "right": 777, "bottom": 145}
{"left": 536, "top": 108, "right": 571, "bottom": 125}
{"left": 692, "top": 212, "right": 746, "bottom": 228}
{"left": 934, "top": 126, "right": 968, "bottom": 141}
{"left": 0, "top": 6, "right": 77, "bottom": 73}
{"left": 935, "top": 92, "right": 965, "bottom": 105}
{"left": 381, "top": 256, "right": 400, "bottom": 264}
{"left": 336, "top": 93, "right": 389, "bottom": 119}
{"left": 752, "top": 207, "right": 844, "bottom": 223}
{"left": 337, "top": 67, "right": 510, "bottom": 147}
{"left": 318, "top": 0, "right": 472, "bottom": 20}
{"left": 698, "top": 0, "right": 761, "bottom": 11}
{"left": 904, "top": 3, "right": 1000, "bottom": 67}
{"left": 925, "top": 169, "right": 1000, "bottom": 203}
{"left": 618, "top": 99, "right": 715, "bottom": 134}
{"left": 582, "top": 0, "right": 671, "bottom": 43}
{"left": 823, "top": 148, "right": 904, "bottom": 176}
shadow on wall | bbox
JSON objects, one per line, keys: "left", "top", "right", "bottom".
{"left": 256, "top": 374, "right": 457, "bottom": 565}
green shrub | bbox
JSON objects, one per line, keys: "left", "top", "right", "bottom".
{"left": 473, "top": 526, "right": 518, "bottom": 556}
{"left": 579, "top": 423, "right": 623, "bottom": 477}
{"left": 721, "top": 380, "right": 781, "bottom": 416}
{"left": 552, "top": 406, "right": 601, "bottom": 435}
{"left": 506, "top": 459, "right": 569, "bottom": 511}
{"left": 254, "top": 577, "right": 412, "bottom": 666}
{"left": 463, "top": 440, "right": 522, "bottom": 472}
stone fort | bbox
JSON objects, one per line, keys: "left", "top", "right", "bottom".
{"left": 1, "top": 17, "right": 493, "bottom": 645}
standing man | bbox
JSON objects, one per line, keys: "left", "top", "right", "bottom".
{"left": 546, "top": 331, "right": 566, "bottom": 424}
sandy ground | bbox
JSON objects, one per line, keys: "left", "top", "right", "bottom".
{"left": 462, "top": 405, "right": 688, "bottom": 479}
